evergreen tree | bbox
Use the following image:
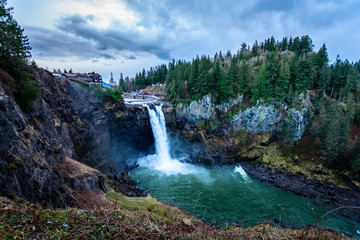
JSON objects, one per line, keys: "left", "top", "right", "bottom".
{"left": 141, "top": 68, "right": 147, "bottom": 86}
{"left": 280, "top": 37, "right": 288, "bottom": 51}
{"left": 317, "top": 64, "right": 331, "bottom": 97}
{"left": 275, "top": 62, "right": 291, "bottom": 101}
{"left": 227, "top": 57, "right": 240, "bottom": 97}
{"left": 251, "top": 63, "right": 269, "bottom": 103}
{"left": 251, "top": 40, "right": 259, "bottom": 57}
{"left": 119, "top": 73, "right": 126, "bottom": 92}
{"left": 313, "top": 43, "right": 329, "bottom": 89}
{"left": 0, "top": 1, "right": 40, "bottom": 110}
{"left": 320, "top": 101, "right": 351, "bottom": 166}
{"left": 109, "top": 72, "right": 114, "bottom": 85}
{"left": 289, "top": 36, "right": 301, "bottom": 54}
{"left": 213, "top": 61, "right": 228, "bottom": 103}
{"left": 125, "top": 76, "right": 130, "bottom": 91}
{"left": 351, "top": 139, "right": 360, "bottom": 173}
{"left": 238, "top": 62, "right": 251, "bottom": 98}
{"left": 198, "top": 55, "right": 212, "bottom": 97}
{"left": 299, "top": 35, "right": 313, "bottom": 54}
{"left": 266, "top": 52, "right": 280, "bottom": 97}
{"left": 280, "top": 115, "right": 296, "bottom": 154}
{"left": 330, "top": 57, "right": 352, "bottom": 99}
{"left": 226, "top": 50, "right": 232, "bottom": 59}
{"left": 0, "top": 0, "right": 31, "bottom": 59}
{"left": 344, "top": 67, "right": 359, "bottom": 100}
{"left": 294, "top": 56, "right": 312, "bottom": 92}
{"left": 189, "top": 56, "right": 200, "bottom": 97}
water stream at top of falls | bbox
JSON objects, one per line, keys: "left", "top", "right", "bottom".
{"left": 132, "top": 104, "right": 359, "bottom": 237}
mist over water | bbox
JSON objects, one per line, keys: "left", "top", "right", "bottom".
{"left": 132, "top": 104, "right": 359, "bottom": 237}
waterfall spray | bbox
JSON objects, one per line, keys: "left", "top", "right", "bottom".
{"left": 139, "top": 104, "right": 248, "bottom": 178}
{"left": 139, "top": 104, "right": 196, "bottom": 175}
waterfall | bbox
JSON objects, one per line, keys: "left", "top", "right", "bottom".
{"left": 139, "top": 104, "right": 246, "bottom": 180}
{"left": 139, "top": 104, "right": 196, "bottom": 175}
{"left": 145, "top": 104, "right": 172, "bottom": 166}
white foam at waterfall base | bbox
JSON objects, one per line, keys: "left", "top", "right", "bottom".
{"left": 234, "top": 165, "right": 250, "bottom": 181}
{"left": 140, "top": 104, "right": 199, "bottom": 175}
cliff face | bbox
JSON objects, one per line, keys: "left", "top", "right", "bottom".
{"left": 1, "top": 67, "right": 76, "bottom": 207}
{"left": 65, "top": 81, "right": 119, "bottom": 173}
{"left": 166, "top": 95, "right": 312, "bottom": 166}
{"left": 0, "top": 66, "right": 142, "bottom": 207}
{"left": 105, "top": 103, "right": 154, "bottom": 171}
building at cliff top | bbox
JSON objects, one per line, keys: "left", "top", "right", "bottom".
{"left": 52, "top": 72, "right": 102, "bottom": 85}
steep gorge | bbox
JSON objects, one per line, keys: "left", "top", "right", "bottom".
{"left": 1, "top": 65, "right": 359, "bottom": 237}
{"left": 0, "top": 66, "right": 145, "bottom": 207}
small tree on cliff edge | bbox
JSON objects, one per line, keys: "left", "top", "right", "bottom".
{"left": 0, "top": 0, "right": 31, "bottom": 61}
{"left": 0, "top": 0, "right": 40, "bottom": 110}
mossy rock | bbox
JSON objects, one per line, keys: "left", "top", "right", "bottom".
{"left": 5, "top": 152, "right": 24, "bottom": 169}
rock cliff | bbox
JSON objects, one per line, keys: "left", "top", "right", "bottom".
{"left": 0, "top": 66, "right": 142, "bottom": 207}
{"left": 167, "top": 95, "right": 312, "bottom": 165}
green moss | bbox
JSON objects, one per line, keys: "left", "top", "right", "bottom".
{"left": 76, "top": 116, "right": 83, "bottom": 126}
{"left": 5, "top": 152, "right": 24, "bottom": 169}
{"left": 24, "top": 124, "right": 37, "bottom": 137}
{"left": 257, "top": 143, "right": 350, "bottom": 188}
{"left": 106, "top": 192, "right": 182, "bottom": 225}
{"left": 115, "top": 112, "right": 123, "bottom": 119}
{"left": 104, "top": 102, "right": 113, "bottom": 110}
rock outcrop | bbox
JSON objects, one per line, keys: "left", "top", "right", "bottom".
{"left": 175, "top": 94, "right": 243, "bottom": 124}
{"left": 58, "top": 157, "right": 107, "bottom": 193}
{"left": 232, "top": 104, "right": 281, "bottom": 133}
{"left": 167, "top": 95, "right": 313, "bottom": 166}
{"left": 105, "top": 102, "right": 155, "bottom": 170}
{"left": 176, "top": 95, "right": 214, "bottom": 124}
{"left": 0, "top": 66, "right": 142, "bottom": 207}
{"left": 287, "top": 108, "right": 311, "bottom": 140}
{"left": 232, "top": 105, "right": 311, "bottom": 140}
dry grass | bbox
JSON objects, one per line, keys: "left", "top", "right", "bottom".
{"left": 0, "top": 196, "right": 352, "bottom": 239}
{"left": 58, "top": 156, "right": 102, "bottom": 179}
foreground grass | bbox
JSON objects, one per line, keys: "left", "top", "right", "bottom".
{"left": 0, "top": 195, "right": 351, "bottom": 239}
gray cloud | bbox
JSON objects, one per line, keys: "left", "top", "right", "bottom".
{"left": 25, "top": 25, "right": 117, "bottom": 61}
{"left": 56, "top": 13, "right": 171, "bottom": 60}
{"left": 20, "top": 0, "right": 360, "bottom": 76}
{"left": 101, "top": 53, "right": 116, "bottom": 60}
{"left": 126, "top": 55, "right": 136, "bottom": 60}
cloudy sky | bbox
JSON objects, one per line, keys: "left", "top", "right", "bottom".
{"left": 9, "top": 0, "right": 360, "bottom": 82}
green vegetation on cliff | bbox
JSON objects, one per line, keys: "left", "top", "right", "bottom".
{"left": 75, "top": 80, "right": 123, "bottom": 100}
{"left": 0, "top": 0, "right": 40, "bottom": 110}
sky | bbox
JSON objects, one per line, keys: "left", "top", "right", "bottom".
{"left": 9, "top": 0, "right": 360, "bottom": 82}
